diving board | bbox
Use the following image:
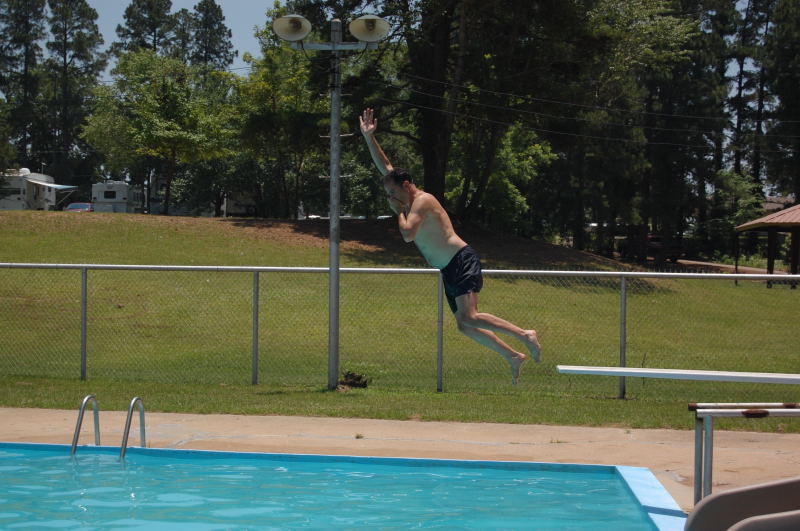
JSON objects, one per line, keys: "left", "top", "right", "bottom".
{"left": 557, "top": 365, "right": 800, "bottom": 385}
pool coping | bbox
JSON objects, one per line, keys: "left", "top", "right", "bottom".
{"left": 617, "top": 465, "right": 687, "bottom": 531}
{"left": 2, "top": 442, "right": 687, "bottom": 530}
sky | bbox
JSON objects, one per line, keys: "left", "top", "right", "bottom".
{"left": 88, "top": 0, "right": 271, "bottom": 76}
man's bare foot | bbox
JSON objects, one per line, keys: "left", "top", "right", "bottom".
{"left": 510, "top": 354, "right": 528, "bottom": 385}
{"left": 523, "top": 330, "right": 541, "bottom": 363}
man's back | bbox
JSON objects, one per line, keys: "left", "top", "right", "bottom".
{"left": 410, "top": 191, "right": 467, "bottom": 269}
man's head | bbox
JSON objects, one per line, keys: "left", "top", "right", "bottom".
{"left": 382, "top": 168, "right": 414, "bottom": 204}
{"left": 384, "top": 168, "right": 412, "bottom": 186}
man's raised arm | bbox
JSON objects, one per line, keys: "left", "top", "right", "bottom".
{"left": 359, "top": 108, "right": 393, "bottom": 176}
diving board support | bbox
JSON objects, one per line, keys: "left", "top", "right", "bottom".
{"left": 690, "top": 404, "right": 800, "bottom": 504}
{"left": 556, "top": 366, "right": 800, "bottom": 504}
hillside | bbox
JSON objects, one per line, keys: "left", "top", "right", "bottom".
{"left": 287, "top": 217, "right": 624, "bottom": 270}
{"left": 0, "top": 211, "right": 624, "bottom": 270}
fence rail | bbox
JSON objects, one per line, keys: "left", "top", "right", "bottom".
{"left": 1, "top": 262, "right": 798, "bottom": 400}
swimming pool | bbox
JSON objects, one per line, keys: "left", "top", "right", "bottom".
{"left": 0, "top": 443, "right": 685, "bottom": 530}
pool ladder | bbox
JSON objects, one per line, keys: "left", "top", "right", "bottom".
{"left": 70, "top": 395, "right": 147, "bottom": 459}
{"left": 70, "top": 394, "right": 100, "bottom": 455}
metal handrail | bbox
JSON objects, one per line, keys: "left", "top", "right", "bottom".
{"left": 1, "top": 261, "right": 799, "bottom": 281}
{"left": 70, "top": 394, "right": 100, "bottom": 455}
{"left": 119, "top": 396, "right": 146, "bottom": 459}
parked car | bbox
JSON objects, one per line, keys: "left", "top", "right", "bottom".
{"left": 64, "top": 202, "right": 94, "bottom": 212}
{"left": 645, "top": 233, "right": 684, "bottom": 263}
{"left": 617, "top": 231, "right": 684, "bottom": 263}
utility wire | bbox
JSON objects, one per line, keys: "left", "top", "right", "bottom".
{"left": 378, "top": 97, "right": 717, "bottom": 149}
{"left": 381, "top": 80, "right": 733, "bottom": 138}
{"left": 402, "top": 72, "right": 789, "bottom": 124}
{"left": 362, "top": 74, "right": 800, "bottom": 142}
{"left": 379, "top": 96, "right": 800, "bottom": 154}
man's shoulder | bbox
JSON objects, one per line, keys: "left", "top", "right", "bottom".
{"left": 416, "top": 191, "right": 442, "bottom": 207}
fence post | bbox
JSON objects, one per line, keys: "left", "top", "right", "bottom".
{"left": 81, "top": 267, "right": 88, "bottom": 381}
{"left": 252, "top": 271, "right": 259, "bottom": 385}
{"left": 437, "top": 274, "right": 444, "bottom": 392}
{"left": 618, "top": 275, "right": 627, "bottom": 399}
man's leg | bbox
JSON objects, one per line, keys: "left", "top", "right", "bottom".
{"left": 455, "top": 324, "right": 528, "bottom": 384}
{"left": 454, "top": 292, "right": 541, "bottom": 363}
{"left": 453, "top": 292, "right": 541, "bottom": 384}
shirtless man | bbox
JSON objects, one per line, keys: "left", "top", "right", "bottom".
{"left": 359, "top": 108, "right": 541, "bottom": 384}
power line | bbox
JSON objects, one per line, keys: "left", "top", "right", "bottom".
{"left": 378, "top": 96, "right": 800, "bottom": 154}
{"left": 381, "top": 80, "right": 731, "bottom": 139}
{"left": 402, "top": 72, "right": 800, "bottom": 126}
{"left": 378, "top": 97, "right": 716, "bottom": 150}
{"left": 380, "top": 79, "right": 800, "bottom": 149}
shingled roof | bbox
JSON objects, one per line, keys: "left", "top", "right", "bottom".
{"left": 736, "top": 203, "right": 800, "bottom": 231}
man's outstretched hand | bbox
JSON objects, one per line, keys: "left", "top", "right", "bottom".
{"left": 359, "top": 108, "right": 377, "bottom": 136}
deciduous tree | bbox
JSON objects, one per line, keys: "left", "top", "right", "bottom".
{"left": 83, "top": 50, "right": 233, "bottom": 214}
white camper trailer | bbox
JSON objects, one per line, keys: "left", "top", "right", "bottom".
{"left": 91, "top": 180, "right": 137, "bottom": 213}
{"left": 0, "top": 168, "right": 77, "bottom": 210}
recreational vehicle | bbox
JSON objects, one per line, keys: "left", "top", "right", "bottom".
{"left": 91, "top": 180, "right": 138, "bottom": 213}
{"left": 0, "top": 168, "right": 77, "bottom": 210}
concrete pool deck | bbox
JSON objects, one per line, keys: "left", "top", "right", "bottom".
{"left": 2, "top": 407, "right": 800, "bottom": 513}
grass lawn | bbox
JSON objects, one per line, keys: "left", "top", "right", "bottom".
{"left": 1, "top": 211, "right": 798, "bottom": 433}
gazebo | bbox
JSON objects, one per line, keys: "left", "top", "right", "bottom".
{"left": 735, "top": 203, "right": 800, "bottom": 286}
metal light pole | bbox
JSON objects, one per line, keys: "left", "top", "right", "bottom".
{"left": 274, "top": 14, "right": 390, "bottom": 390}
{"left": 327, "top": 19, "right": 343, "bottom": 391}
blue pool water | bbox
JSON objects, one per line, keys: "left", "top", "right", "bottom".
{"left": 0, "top": 443, "right": 685, "bottom": 530}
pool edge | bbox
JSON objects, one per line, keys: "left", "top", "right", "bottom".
{"left": 617, "top": 465, "right": 687, "bottom": 531}
{"left": 2, "top": 441, "right": 688, "bottom": 529}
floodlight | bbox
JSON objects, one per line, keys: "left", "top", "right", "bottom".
{"left": 273, "top": 15, "right": 312, "bottom": 42}
{"left": 348, "top": 15, "right": 390, "bottom": 42}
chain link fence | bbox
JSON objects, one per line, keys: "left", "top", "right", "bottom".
{"left": 1, "top": 263, "right": 798, "bottom": 403}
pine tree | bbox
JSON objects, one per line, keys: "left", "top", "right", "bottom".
{"left": 0, "top": 0, "right": 47, "bottom": 166}
{"left": 112, "top": 0, "right": 175, "bottom": 56}
{"left": 190, "top": 0, "right": 236, "bottom": 69}
{"left": 763, "top": 0, "right": 800, "bottom": 200}
{"left": 169, "top": 8, "right": 195, "bottom": 63}
{"left": 43, "top": 0, "right": 107, "bottom": 186}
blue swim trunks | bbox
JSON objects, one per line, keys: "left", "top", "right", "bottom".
{"left": 440, "top": 245, "right": 483, "bottom": 313}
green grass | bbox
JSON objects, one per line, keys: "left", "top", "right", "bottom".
{"left": 1, "top": 211, "right": 798, "bottom": 433}
{"left": 712, "top": 253, "right": 787, "bottom": 271}
{"left": 0, "top": 212, "right": 328, "bottom": 266}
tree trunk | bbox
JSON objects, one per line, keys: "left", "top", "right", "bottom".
{"left": 464, "top": 124, "right": 502, "bottom": 222}
{"left": 161, "top": 148, "right": 176, "bottom": 215}
{"left": 455, "top": 122, "right": 481, "bottom": 219}
{"left": 408, "top": 0, "right": 459, "bottom": 201}
{"left": 732, "top": 0, "right": 754, "bottom": 176}
{"left": 751, "top": 5, "right": 772, "bottom": 196}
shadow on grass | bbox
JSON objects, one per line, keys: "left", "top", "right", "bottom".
{"left": 219, "top": 218, "right": 675, "bottom": 293}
